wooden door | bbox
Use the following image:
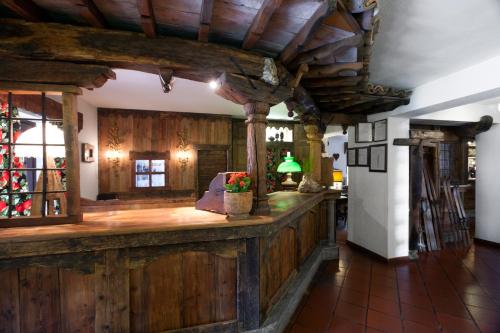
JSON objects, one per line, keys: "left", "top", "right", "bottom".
{"left": 197, "top": 149, "right": 228, "bottom": 199}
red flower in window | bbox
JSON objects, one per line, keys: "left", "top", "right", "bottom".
{"left": 22, "top": 199, "right": 32, "bottom": 211}
{"left": 12, "top": 171, "right": 20, "bottom": 179}
{"left": 0, "top": 201, "right": 7, "bottom": 213}
{"left": 12, "top": 182, "right": 20, "bottom": 191}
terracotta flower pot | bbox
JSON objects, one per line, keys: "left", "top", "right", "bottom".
{"left": 224, "top": 191, "right": 253, "bottom": 220}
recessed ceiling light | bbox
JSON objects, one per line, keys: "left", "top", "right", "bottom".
{"left": 208, "top": 80, "right": 219, "bottom": 90}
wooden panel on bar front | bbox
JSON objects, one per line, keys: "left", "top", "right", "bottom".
{"left": 98, "top": 108, "right": 232, "bottom": 194}
{"left": 260, "top": 226, "right": 297, "bottom": 315}
{"left": 129, "top": 251, "right": 237, "bottom": 332}
{"left": 299, "top": 210, "right": 319, "bottom": 263}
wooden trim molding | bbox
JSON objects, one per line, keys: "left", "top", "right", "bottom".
{"left": 129, "top": 151, "right": 170, "bottom": 160}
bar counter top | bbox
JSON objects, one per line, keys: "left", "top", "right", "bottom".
{"left": 0, "top": 191, "right": 339, "bottom": 259}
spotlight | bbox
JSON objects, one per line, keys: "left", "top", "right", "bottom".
{"left": 209, "top": 80, "right": 219, "bottom": 90}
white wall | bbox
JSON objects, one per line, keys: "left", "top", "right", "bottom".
{"left": 77, "top": 98, "right": 99, "bottom": 200}
{"left": 347, "top": 117, "right": 409, "bottom": 258}
{"left": 325, "top": 135, "right": 348, "bottom": 182}
{"left": 476, "top": 124, "right": 500, "bottom": 244}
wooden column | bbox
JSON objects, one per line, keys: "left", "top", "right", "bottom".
{"left": 245, "top": 102, "right": 270, "bottom": 215}
{"left": 304, "top": 124, "right": 323, "bottom": 182}
{"left": 62, "top": 92, "right": 81, "bottom": 220}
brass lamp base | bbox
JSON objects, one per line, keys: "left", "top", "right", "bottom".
{"left": 281, "top": 172, "right": 297, "bottom": 191}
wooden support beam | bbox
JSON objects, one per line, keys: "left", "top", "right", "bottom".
{"left": 137, "top": 0, "right": 156, "bottom": 38}
{"left": 62, "top": 92, "right": 82, "bottom": 220}
{"left": 0, "top": 81, "right": 82, "bottom": 95}
{"left": 242, "top": 0, "right": 283, "bottom": 49}
{"left": 319, "top": 98, "right": 384, "bottom": 113}
{"left": 305, "top": 62, "right": 363, "bottom": 79}
{"left": 215, "top": 72, "right": 292, "bottom": 105}
{"left": 0, "top": 19, "right": 279, "bottom": 84}
{"left": 336, "top": 0, "right": 362, "bottom": 33}
{"left": 245, "top": 102, "right": 270, "bottom": 215}
{"left": 0, "top": 60, "right": 116, "bottom": 88}
{"left": 302, "top": 76, "right": 363, "bottom": 88}
{"left": 309, "top": 87, "right": 363, "bottom": 96}
{"left": 198, "top": 0, "right": 214, "bottom": 42}
{"left": 290, "top": 63, "right": 309, "bottom": 89}
{"left": 78, "top": 0, "right": 107, "bottom": 28}
{"left": 279, "top": 0, "right": 336, "bottom": 64}
{"left": 304, "top": 124, "right": 323, "bottom": 182}
{"left": 289, "top": 34, "right": 364, "bottom": 68}
{"left": 1, "top": 0, "right": 45, "bottom": 21}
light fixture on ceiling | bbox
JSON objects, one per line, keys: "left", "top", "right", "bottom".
{"left": 208, "top": 80, "right": 219, "bottom": 90}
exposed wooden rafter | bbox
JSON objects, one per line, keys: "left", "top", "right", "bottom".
{"left": 305, "top": 62, "right": 363, "bottom": 78}
{"left": 279, "top": 0, "right": 336, "bottom": 64}
{"left": 198, "top": 0, "right": 214, "bottom": 42}
{"left": 242, "top": 0, "right": 283, "bottom": 50}
{"left": 336, "top": 0, "right": 362, "bottom": 33}
{"left": 1, "top": 0, "right": 45, "bottom": 21}
{"left": 302, "top": 76, "right": 363, "bottom": 88}
{"left": 137, "top": 0, "right": 156, "bottom": 38}
{"left": 289, "top": 33, "right": 363, "bottom": 68}
{"left": 78, "top": 0, "right": 107, "bottom": 28}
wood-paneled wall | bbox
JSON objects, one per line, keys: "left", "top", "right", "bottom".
{"left": 98, "top": 109, "right": 232, "bottom": 195}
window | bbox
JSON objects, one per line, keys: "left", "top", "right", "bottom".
{"left": 130, "top": 151, "right": 169, "bottom": 189}
{"left": 439, "top": 143, "right": 451, "bottom": 178}
{"left": 0, "top": 92, "right": 66, "bottom": 218}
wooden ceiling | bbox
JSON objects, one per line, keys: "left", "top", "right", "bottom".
{"left": 0, "top": 0, "right": 411, "bottom": 124}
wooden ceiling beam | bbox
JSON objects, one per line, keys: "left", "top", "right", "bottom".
{"left": 337, "top": 0, "right": 362, "bottom": 33}
{"left": 0, "top": 19, "right": 280, "bottom": 84}
{"left": 319, "top": 99, "right": 384, "bottom": 113}
{"left": 242, "top": 0, "right": 283, "bottom": 49}
{"left": 305, "top": 62, "right": 363, "bottom": 79}
{"left": 279, "top": 0, "right": 336, "bottom": 64}
{"left": 309, "top": 86, "right": 363, "bottom": 96}
{"left": 289, "top": 33, "right": 363, "bottom": 68}
{"left": 302, "top": 76, "right": 363, "bottom": 88}
{"left": 198, "top": 0, "right": 214, "bottom": 42}
{"left": 0, "top": 59, "right": 116, "bottom": 88}
{"left": 1, "top": 0, "right": 45, "bottom": 21}
{"left": 137, "top": 0, "right": 156, "bottom": 38}
{"left": 215, "top": 72, "right": 292, "bottom": 105}
{"left": 78, "top": 0, "right": 107, "bottom": 28}
{"left": 321, "top": 112, "right": 367, "bottom": 126}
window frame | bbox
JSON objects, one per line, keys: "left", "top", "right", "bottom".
{"left": 129, "top": 151, "right": 170, "bottom": 191}
{"left": 0, "top": 91, "right": 78, "bottom": 227}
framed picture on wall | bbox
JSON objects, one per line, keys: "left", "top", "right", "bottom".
{"left": 373, "top": 119, "right": 387, "bottom": 142}
{"left": 357, "top": 147, "right": 369, "bottom": 166}
{"left": 369, "top": 144, "right": 387, "bottom": 172}
{"left": 356, "top": 122, "right": 373, "bottom": 143}
{"left": 347, "top": 148, "right": 357, "bottom": 166}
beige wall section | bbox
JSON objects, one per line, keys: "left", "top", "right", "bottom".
{"left": 77, "top": 98, "right": 99, "bottom": 200}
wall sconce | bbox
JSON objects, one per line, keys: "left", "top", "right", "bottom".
{"left": 106, "top": 123, "right": 123, "bottom": 176}
{"left": 177, "top": 130, "right": 190, "bottom": 171}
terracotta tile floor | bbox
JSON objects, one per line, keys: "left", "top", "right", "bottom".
{"left": 286, "top": 229, "right": 500, "bottom": 333}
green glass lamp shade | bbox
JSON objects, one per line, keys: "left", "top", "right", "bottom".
{"left": 277, "top": 156, "right": 302, "bottom": 173}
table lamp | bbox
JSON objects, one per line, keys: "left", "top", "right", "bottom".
{"left": 332, "top": 169, "right": 343, "bottom": 190}
{"left": 277, "top": 152, "right": 302, "bottom": 190}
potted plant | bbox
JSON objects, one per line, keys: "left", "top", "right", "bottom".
{"left": 224, "top": 172, "right": 252, "bottom": 219}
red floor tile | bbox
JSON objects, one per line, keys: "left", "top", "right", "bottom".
{"left": 437, "top": 312, "right": 480, "bottom": 333}
{"left": 400, "top": 302, "right": 439, "bottom": 328}
{"left": 334, "top": 300, "right": 367, "bottom": 325}
{"left": 339, "top": 287, "right": 369, "bottom": 307}
{"left": 366, "top": 309, "right": 403, "bottom": 333}
{"left": 368, "top": 295, "right": 400, "bottom": 317}
{"left": 325, "top": 316, "right": 364, "bottom": 333}
{"left": 403, "top": 320, "right": 440, "bottom": 333}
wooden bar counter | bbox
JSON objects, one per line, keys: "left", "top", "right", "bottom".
{"left": 0, "top": 191, "right": 339, "bottom": 333}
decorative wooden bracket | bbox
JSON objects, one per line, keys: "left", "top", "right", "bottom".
{"left": 159, "top": 68, "right": 174, "bottom": 93}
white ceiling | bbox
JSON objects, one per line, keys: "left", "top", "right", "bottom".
{"left": 371, "top": 0, "right": 500, "bottom": 89}
{"left": 80, "top": 69, "right": 292, "bottom": 120}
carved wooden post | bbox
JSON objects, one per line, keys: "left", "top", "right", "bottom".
{"left": 62, "top": 92, "right": 81, "bottom": 220}
{"left": 245, "top": 102, "right": 270, "bottom": 215}
{"left": 304, "top": 124, "right": 323, "bottom": 182}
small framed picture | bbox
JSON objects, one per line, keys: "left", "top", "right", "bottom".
{"left": 356, "top": 122, "right": 373, "bottom": 143}
{"left": 81, "top": 143, "right": 95, "bottom": 163}
{"left": 373, "top": 119, "right": 387, "bottom": 142}
{"left": 357, "top": 147, "right": 369, "bottom": 166}
{"left": 369, "top": 144, "right": 387, "bottom": 172}
{"left": 347, "top": 148, "right": 357, "bottom": 166}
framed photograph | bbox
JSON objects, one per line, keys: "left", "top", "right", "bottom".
{"left": 357, "top": 147, "right": 369, "bottom": 166}
{"left": 81, "top": 143, "right": 95, "bottom": 163}
{"left": 356, "top": 122, "right": 373, "bottom": 143}
{"left": 369, "top": 144, "right": 387, "bottom": 172}
{"left": 373, "top": 119, "right": 387, "bottom": 142}
{"left": 347, "top": 148, "right": 357, "bottom": 166}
